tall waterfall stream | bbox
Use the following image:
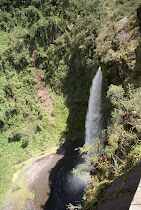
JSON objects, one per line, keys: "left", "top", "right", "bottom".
{"left": 85, "top": 67, "right": 102, "bottom": 143}
{"left": 46, "top": 68, "right": 102, "bottom": 209}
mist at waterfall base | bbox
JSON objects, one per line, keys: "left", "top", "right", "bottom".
{"left": 45, "top": 68, "right": 102, "bottom": 210}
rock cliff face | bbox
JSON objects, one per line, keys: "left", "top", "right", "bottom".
{"left": 93, "top": 5, "right": 141, "bottom": 129}
{"left": 96, "top": 4, "right": 141, "bottom": 88}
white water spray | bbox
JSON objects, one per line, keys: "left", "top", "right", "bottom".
{"left": 85, "top": 67, "right": 102, "bottom": 144}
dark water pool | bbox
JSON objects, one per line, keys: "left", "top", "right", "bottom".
{"left": 43, "top": 144, "right": 88, "bottom": 210}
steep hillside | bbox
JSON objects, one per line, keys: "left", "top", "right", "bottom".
{"left": 97, "top": 8, "right": 141, "bottom": 87}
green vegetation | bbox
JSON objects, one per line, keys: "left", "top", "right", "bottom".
{"left": 0, "top": 0, "right": 141, "bottom": 208}
{"left": 80, "top": 84, "right": 141, "bottom": 209}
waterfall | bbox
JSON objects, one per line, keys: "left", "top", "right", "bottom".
{"left": 85, "top": 67, "right": 102, "bottom": 144}
{"left": 68, "top": 68, "right": 103, "bottom": 186}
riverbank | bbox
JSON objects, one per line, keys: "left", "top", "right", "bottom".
{"left": 24, "top": 153, "right": 64, "bottom": 209}
{"left": 0, "top": 147, "right": 64, "bottom": 210}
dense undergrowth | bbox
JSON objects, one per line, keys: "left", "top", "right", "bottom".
{"left": 83, "top": 84, "right": 141, "bottom": 209}
{"left": 0, "top": 0, "right": 141, "bottom": 207}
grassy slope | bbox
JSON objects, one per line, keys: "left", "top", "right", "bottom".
{"left": 0, "top": 74, "right": 69, "bottom": 205}
{"left": 0, "top": 30, "right": 69, "bottom": 205}
{"left": 0, "top": 1, "right": 71, "bottom": 204}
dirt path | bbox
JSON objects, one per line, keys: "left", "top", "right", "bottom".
{"left": 34, "top": 68, "right": 54, "bottom": 119}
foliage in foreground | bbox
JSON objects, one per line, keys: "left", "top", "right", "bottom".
{"left": 76, "top": 85, "right": 141, "bottom": 209}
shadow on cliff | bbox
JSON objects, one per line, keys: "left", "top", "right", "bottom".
{"left": 131, "top": 41, "right": 141, "bottom": 87}
{"left": 60, "top": 49, "right": 98, "bottom": 140}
